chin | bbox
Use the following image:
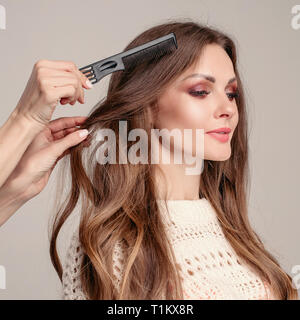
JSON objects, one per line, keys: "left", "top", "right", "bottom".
{"left": 206, "top": 149, "right": 232, "bottom": 161}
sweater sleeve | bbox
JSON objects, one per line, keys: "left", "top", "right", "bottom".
{"left": 62, "top": 230, "right": 88, "bottom": 300}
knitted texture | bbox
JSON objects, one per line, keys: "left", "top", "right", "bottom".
{"left": 62, "top": 198, "right": 275, "bottom": 300}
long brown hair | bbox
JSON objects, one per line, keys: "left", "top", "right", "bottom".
{"left": 50, "top": 19, "right": 298, "bottom": 299}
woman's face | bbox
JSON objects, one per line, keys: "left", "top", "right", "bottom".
{"left": 154, "top": 43, "right": 239, "bottom": 161}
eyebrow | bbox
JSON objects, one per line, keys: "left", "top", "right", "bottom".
{"left": 181, "top": 73, "right": 237, "bottom": 85}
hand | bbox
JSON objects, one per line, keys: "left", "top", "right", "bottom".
{"left": 15, "top": 59, "right": 93, "bottom": 128}
{"left": 2, "top": 116, "right": 90, "bottom": 201}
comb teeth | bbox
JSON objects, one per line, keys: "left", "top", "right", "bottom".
{"left": 122, "top": 38, "right": 177, "bottom": 70}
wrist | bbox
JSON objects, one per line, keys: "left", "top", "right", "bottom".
{"left": 12, "top": 107, "right": 46, "bottom": 135}
{"left": 0, "top": 107, "right": 46, "bottom": 188}
{"left": 3, "top": 174, "right": 33, "bottom": 204}
{"left": 0, "top": 178, "right": 29, "bottom": 227}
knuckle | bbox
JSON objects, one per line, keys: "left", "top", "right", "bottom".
{"left": 72, "top": 86, "right": 77, "bottom": 96}
{"left": 34, "top": 60, "right": 42, "bottom": 69}
{"left": 36, "top": 66, "right": 46, "bottom": 80}
{"left": 36, "top": 73, "right": 42, "bottom": 84}
{"left": 68, "top": 61, "right": 77, "bottom": 71}
{"left": 39, "top": 77, "right": 47, "bottom": 87}
{"left": 71, "top": 86, "right": 76, "bottom": 95}
{"left": 44, "top": 90, "right": 56, "bottom": 104}
{"left": 38, "top": 78, "right": 48, "bottom": 92}
{"left": 71, "top": 77, "right": 79, "bottom": 88}
{"left": 35, "top": 59, "right": 46, "bottom": 68}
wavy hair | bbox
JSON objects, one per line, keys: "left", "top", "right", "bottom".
{"left": 50, "top": 19, "right": 298, "bottom": 299}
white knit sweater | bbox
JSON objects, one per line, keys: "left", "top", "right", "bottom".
{"left": 61, "top": 198, "right": 275, "bottom": 300}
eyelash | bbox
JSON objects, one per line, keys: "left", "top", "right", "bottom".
{"left": 190, "top": 90, "right": 239, "bottom": 101}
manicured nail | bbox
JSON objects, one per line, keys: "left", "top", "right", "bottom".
{"left": 79, "top": 129, "right": 89, "bottom": 138}
{"left": 86, "top": 79, "right": 93, "bottom": 89}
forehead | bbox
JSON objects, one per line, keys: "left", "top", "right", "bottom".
{"left": 181, "top": 44, "right": 235, "bottom": 81}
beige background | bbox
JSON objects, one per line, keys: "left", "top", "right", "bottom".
{"left": 0, "top": 0, "right": 299, "bottom": 299}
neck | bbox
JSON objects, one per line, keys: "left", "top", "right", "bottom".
{"left": 154, "top": 140, "right": 202, "bottom": 201}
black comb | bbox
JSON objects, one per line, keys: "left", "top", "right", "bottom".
{"left": 79, "top": 32, "right": 177, "bottom": 85}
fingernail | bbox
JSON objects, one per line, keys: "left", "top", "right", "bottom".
{"left": 79, "top": 129, "right": 89, "bottom": 138}
{"left": 86, "top": 79, "right": 93, "bottom": 89}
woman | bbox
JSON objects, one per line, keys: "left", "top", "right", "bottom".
{"left": 50, "top": 20, "right": 298, "bottom": 299}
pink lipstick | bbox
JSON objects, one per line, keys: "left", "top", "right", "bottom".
{"left": 206, "top": 127, "right": 231, "bottom": 143}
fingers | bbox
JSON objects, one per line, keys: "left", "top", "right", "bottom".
{"left": 35, "top": 59, "right": 93, "bottom": 105}
{"left": 72, "top": 66, "right": 94, "bottom": 104}
{"left": 25, "top": 127, "right": 90, "bottom": 181}
{"left": 37, "top": 60, "right": 90, "bottom": 82}
{"left": 50, "top": 129, "right": 89, "bottom": 160}
{"left": 43, "top": 75, "right": 84, "bottom": 104}
{"left": 36, "top": 59, "right": 93, "bottom": 89}
{"left": 52, "top": 127, "right": 78, "bottom": 140}
{"left": 76, "top": 68, "right": 94, "bottom": 90}
{"left": 54, "top": 149, "right": 70, "bottom": 163}
{"left": 49, "top": 85, "right": 80, "bottom": 105}
{"left": 59, "top": 97, "right": 71, "bottom": 105}
{"left": 48, "top": 116, "right": 88, "bottom": 133}
{"left": 43, "top": 71, "right": 85, "bottom": 105}
{"left": 33, "top": 128, "right": 89, "bottom": 174}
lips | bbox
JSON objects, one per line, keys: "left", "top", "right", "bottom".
{"left": 206, "top": 132, "right": 230, "bottom": 142}
{"left": 206, "top": 127, "right": 231, "bottom": 134}
{"left": 206, "top": 127, "right": 231, "bottom": 143}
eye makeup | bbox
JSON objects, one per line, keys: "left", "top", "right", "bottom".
{"left": 188, "top": 85, "right": 239, "bottom": 101}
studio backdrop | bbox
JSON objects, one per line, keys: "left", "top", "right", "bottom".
{"left": 0, "top": 0, "right": 299, "bottom": 299}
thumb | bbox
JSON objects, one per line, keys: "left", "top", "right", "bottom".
{"left": 51, "top": 129, "right": 89, "bottom": 159}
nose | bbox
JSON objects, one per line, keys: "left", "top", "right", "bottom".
{"left": 214, "top": 91, "right": 237, "bottom": 119}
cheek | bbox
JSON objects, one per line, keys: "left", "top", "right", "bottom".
{"left": 157, "top": 93, "right": 209, "bottom": 131}
{"left": 181, "top": 104, "right": 209, "bottom": 130}
{"left": 156, "top": 93, "right": 210, "bottom": 157}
